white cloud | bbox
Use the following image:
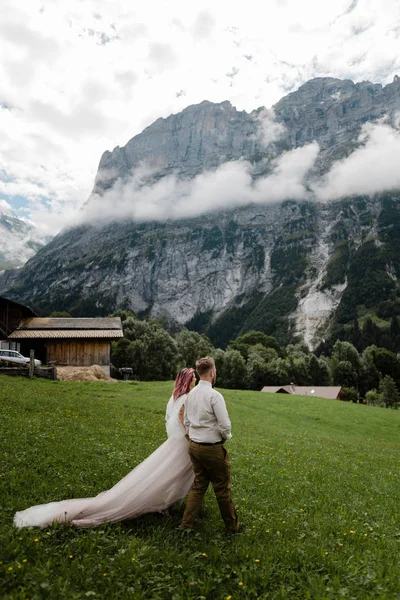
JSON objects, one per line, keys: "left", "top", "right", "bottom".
{"left": 1, "top": 0, "right": 400, "bottom": 237}
{"left": 254, "top": 109, "right": 286, "bottom": 147}
{"left": 191, "top": 11, "right": 215, "bottom": 41}
{"left": 78, "top": 115, "right": 400, "bottom": 224}
{"left": 79, "top": 141, "right": 319, "bottom": 224}
{"left": 313, "top": 120, "right": 400, "bottom": 200}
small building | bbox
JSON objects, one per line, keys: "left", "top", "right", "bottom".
{"left": 0, "top": 296, "right": 37, "bottom": 350}
{"left": 8, "top": 317, "right": 123, "bottom": 375}
{"left": 261, "top": 385, "right": 344, "bottom": 400}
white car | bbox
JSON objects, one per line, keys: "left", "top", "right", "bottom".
{"left": 0, "top": 349, "right": 42, "bottom": 367}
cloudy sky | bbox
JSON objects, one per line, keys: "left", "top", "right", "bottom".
{"left": 1, "top": 0, "right": 400, "bottom": 234}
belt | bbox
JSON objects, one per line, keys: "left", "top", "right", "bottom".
{"left": 190, "top": 440, "right": 224, "bottom": 446}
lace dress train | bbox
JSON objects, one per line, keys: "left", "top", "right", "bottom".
{"left": 14, "top": 395, "right": 193, "bottom": 528}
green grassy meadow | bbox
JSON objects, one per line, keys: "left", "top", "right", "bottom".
{"left": 1, "top": 376, "right": 400, "bottom": 599}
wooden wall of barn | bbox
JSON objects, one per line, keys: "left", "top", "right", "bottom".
{"left": 45, "top": 340, "right": 111, "bottom": 366}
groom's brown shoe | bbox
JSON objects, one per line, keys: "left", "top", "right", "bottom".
{"left": 177, "top": 525, "right": 193, "bottom": 533}
{"left": 227, "top": 523, "right": 245, "bottom": 534}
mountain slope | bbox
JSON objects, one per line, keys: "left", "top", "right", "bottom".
{"left": 1, "top": 76, "right": 400, "bottom": 348}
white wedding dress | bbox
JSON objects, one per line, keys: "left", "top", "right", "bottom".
{"left": 14, "top": 395, "right": 194, "bottom": 528}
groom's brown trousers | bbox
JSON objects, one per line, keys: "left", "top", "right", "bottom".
{"left": 180, "top": 441, "right": 238, "bottom": 531}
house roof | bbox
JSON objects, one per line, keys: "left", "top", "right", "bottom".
{"left": 8, "top": 317, "right": 123, "bottom": 340}
{"left": 14, "top": 317, "right": 122, "bottom": 330}
{"left": 261, "top": 386, "right": 343, "bottom": 399}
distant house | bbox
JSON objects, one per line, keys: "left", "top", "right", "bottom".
{"left": 0, "top": 296, "right": 37, "bottom": 350}
{"left": 261, "top": 385, "right": 344, "bottom": 400}
{"left": 8, "top": 317, "right": 124, "bottom": 375}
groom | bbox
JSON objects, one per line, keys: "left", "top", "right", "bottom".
{"left": 179, "top": 356, "right": 240, "bottom": 533}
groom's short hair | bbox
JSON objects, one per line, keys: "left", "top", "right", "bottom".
{"left": 196, "top": 356, "right": 215, "bottom": 376}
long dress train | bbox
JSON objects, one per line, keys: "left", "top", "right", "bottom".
{"left": 14, "top": 394, "right": 194, "bottom": 528}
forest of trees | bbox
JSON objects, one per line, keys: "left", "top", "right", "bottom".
{"left": 109, "top": 311, "right": 400, "bottom": 407}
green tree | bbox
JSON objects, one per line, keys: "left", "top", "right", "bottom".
{"left": 211, "top": 348, "right": 226, "bottom": 383}
{"left": 246, "top": 351, "right": 268, "bottom": 390}
{"left": 111, "top": 316, "right": 180, "bottom": 380}
{"left": 246, "top": 343, "right": 279, "bottom": 363}
{"left": 229, "top": 331, "right": 282, "bottom": 360}
{"left": 332, "top": 340, "right": 361, "bottom": 371}
{"left": 365, "top": 389, "right": 382, "bottom": 406}
{"left": 49, "top": 311, "right": 72, "bottom": 318}
{"left": 111, "top": 338, "right": 131, "bottom": 369}
{"left": 332, "top": 360, "right": 358, "bottom": 388}
{"left": 286, "top": 356, "right": 309, "bottom": 386}
{"left": 308, "top": 355, "right": 332, "bottom": 385}
{"left": 110, "top": 309, "right": 136, "bottom": 323}
{"left": 341, "top": 387, "right": 359, "bottom": 403}
{"left": 264, "top": 358, "right": 290, "bottom": 387}
{"left": 141, "top": 328, "right": 181, "bottom": 380}
{"left": 379, "top": 375, "right": 400, "bottom": 408}
{"left": 359, "top": 351, "right": 380, "bottom": 397}
{"left": 286, "top": 342, "right": 310, "bottom": 358}
{"left": 175, "top": 329, "right": 214, "bottom": 368}
{"left": 362, "top": 345, "right": 400, "bottom": 387}
{"left": 222, "top": 350, "right": 247, "bottom": 389}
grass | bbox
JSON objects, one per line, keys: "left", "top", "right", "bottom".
{"left": 1, "top": 376, "right": 400, "bottom": 599}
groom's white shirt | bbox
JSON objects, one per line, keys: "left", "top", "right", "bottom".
{"left": 184, "top": 380, "right": 232, "bottom": 443}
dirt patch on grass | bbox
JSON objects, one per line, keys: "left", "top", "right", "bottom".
{"left": 56, "top": 365, "right": 117, "bottom": 382}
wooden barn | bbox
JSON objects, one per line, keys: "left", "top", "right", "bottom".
{"left": 0, "top": 296, "right": 37, "bottom": 349}
{"left": 8, "top": 317, "right": 123, "bottom": 375}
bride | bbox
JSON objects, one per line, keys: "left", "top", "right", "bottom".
{"left": 14, "top": 368, "right": 196, "bottom": 528}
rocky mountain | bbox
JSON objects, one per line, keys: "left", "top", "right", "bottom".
{"left": 1, "top": 76, "right": 400, "bottom": 348}
{"left": 0, "top": 201, "right": 50, "bottom": 270}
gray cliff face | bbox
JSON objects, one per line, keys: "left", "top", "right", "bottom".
{"left": 94, "top": 76, "right": 400, "bottom": 195}
{"left": 94, "top": 100, "right": 262, "bottom": 192}
{"left": 2, "top": 76, "right": 400, "bottom": 348}
{"left": 274, "top": 76, "right": 400, "bottom": 171}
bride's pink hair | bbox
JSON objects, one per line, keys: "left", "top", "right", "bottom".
{"left": 173, "top": 367, "right": 195, "bottom": 400}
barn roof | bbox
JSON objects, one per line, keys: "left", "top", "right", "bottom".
{"left": 14, "top": 317, "right": 122, "bottom": 330}
{"left": 9, "top": 329, "right": 123, "bottom": 339}
{"left": 261, "top": 386, "right": 343, "bottom": 399}
{"left": 8, "top": 317, "right": 123, "bottom": 340}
